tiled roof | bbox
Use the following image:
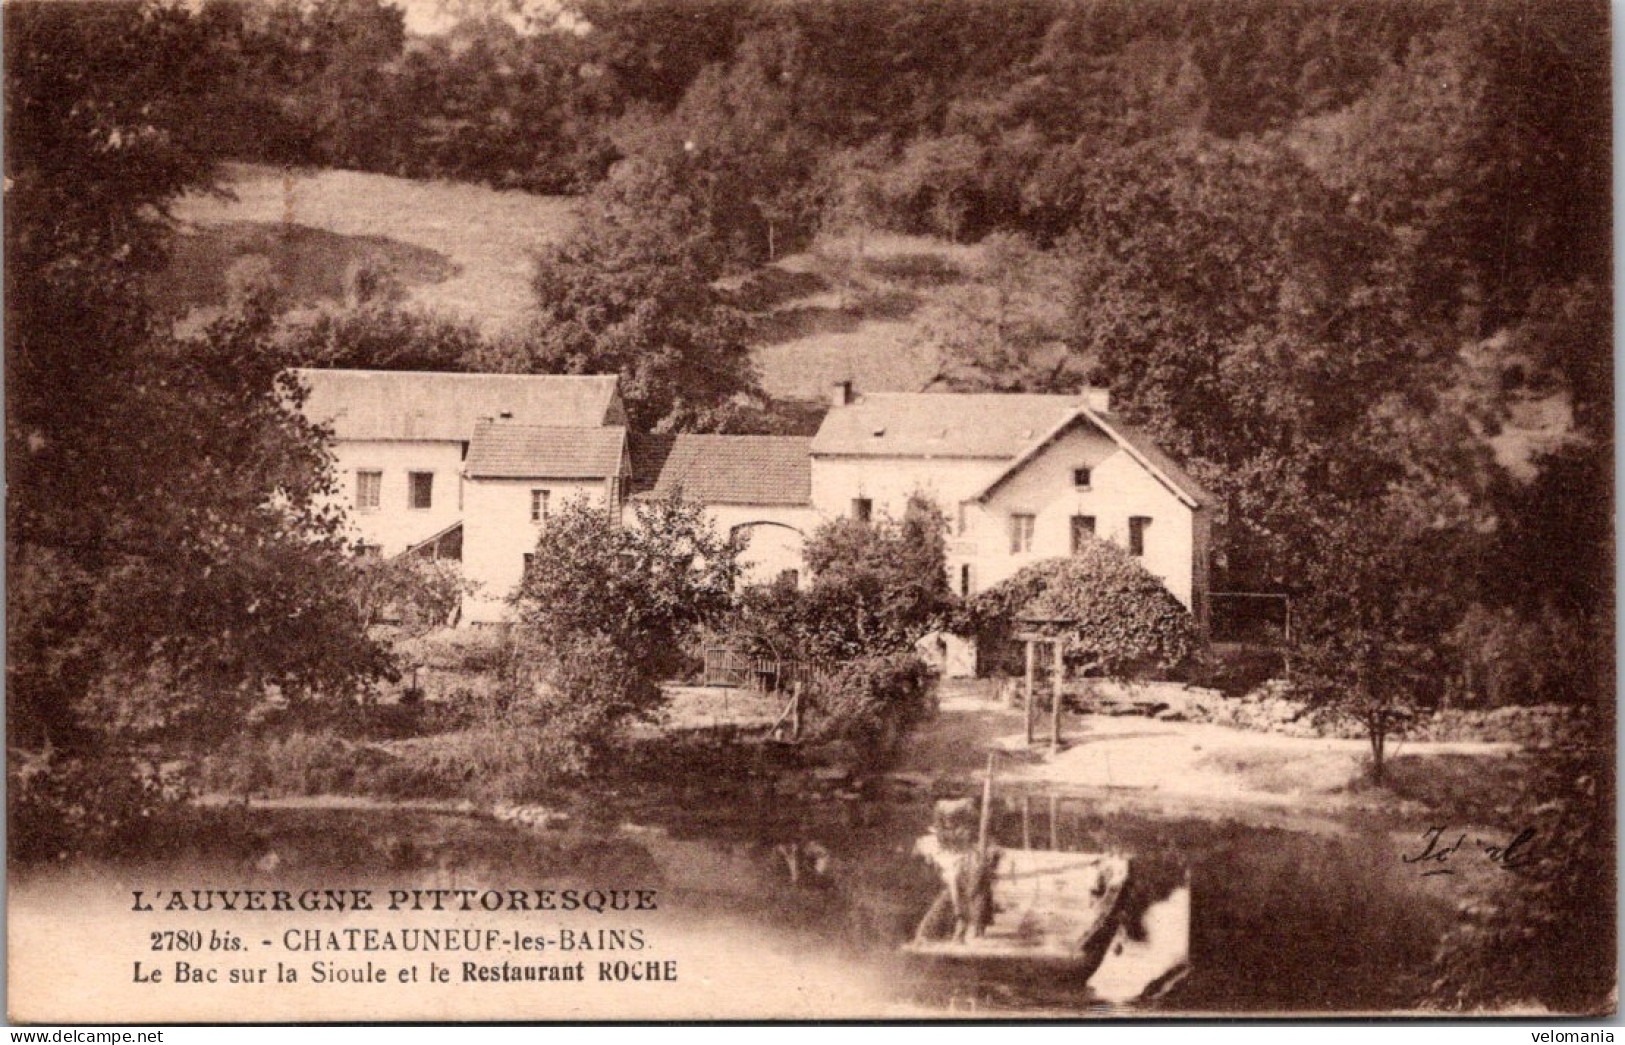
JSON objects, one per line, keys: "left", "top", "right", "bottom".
{"left": 810, "top": 392, "right": 1106, "bottom": 458}
{"left": 291, "top": 369, "right": 621, "bottom": 441}
{"left": 464, "top": 423, "right": 626, "bottom": 479}
{"left": 630, "top": 434, "right": 812, "bottom": 506}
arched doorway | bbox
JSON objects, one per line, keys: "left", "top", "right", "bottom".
{"left": 729, "top": 521, "right": 806, "bottom": 587}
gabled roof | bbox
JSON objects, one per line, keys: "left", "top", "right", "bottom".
{"left": 972, "top": 408, "right": 1215, "bottom": 509}
{"left": 292, "top": 369, "right": 621, "bottom": 441}
{"left": 630, "top": 434, "right": 812, "bottom": 506}
{"left": 809, "top": 392, "right": 1103, "bottom": 458}
{"left": 465, "top": 423, "right": 626, "bottom": 479}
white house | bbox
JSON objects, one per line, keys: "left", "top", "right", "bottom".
{"left": 293, "top": 369, "right": 1211, "bottom": 635}
{"left": 628, "top": 433, "right": 816, "bottom": 587}
{"left": 810, "top": 382, "right": 1212, "bottom": 626}
{"left": 294, "top": 369, "right": 627, "bottom": 622}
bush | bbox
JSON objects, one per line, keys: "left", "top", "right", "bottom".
{"left": 200, "top": 732, "right": 395, "bottom": 798}
{"left": 10, "top": 753, "right": 193, "bottom": 863}
{"left": 1426, "top": 714, "right": 1615, "bottom": 1012}
{"left": 962, "top": 543, "right": 1198, "bottom": 677}
{"left": 806, "top": 653, "right": 936, "bottom": 766}
{"left": 733, "top": 494, "right": 953, "bottom": 663}
{"left": 1447, "top": 602, "right": 1602, "bottom": 708}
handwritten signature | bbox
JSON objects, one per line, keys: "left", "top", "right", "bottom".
{"left": 1401, "top": 825, "right": 1538, "bottom": 876}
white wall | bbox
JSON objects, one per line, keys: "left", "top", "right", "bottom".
{"left": 962, "top": 426, "right": 1200, "bottom": 609}
{"left": 461, "top": 477, "right": 611, "bottom": 623}
{"left": 705, "top": 504, "right": 820, "bottom": 587}
{"left": 809, "top": 456, "right": 1004, "bottom": 523}
{"left": 330, "top": 440, "right": 467, "bottom": 556}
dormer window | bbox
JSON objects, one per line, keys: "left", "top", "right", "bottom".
{"left": 1073, "top": 466, "right": 1092, "bottom": 489}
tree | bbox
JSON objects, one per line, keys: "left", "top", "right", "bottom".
{"left": 350, "top": 554, "right": 474, "bottom": 632}
{"left": 6, "top": 3, "right": 392, "bottom": 753}
{"left": 739, "top": 494, "right": 953, "bottom": 663}
{"left": 11, "top": 305, "right": 396, "bottom": 749}
{"left": 278, "top": 301, "right": 489, "bottom": 372}
{"left": 914, "top": 232, "right": 1077, "bottom": 392}
{"left": 964, "top": 539, "right": 1198, "bottom": 679}
{"left": 1289, "top": 501, "right": 1464, "bottom": 783}
{"left": 513, "top": 154, "right": 760, "bottom": 432}
{"left": 512, "top": 493, "right": 739, "bottom": 735}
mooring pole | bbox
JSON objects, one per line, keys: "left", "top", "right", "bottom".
{"left": 1023, "top": 639, "right": 1036, "bottom": 745}
{"left": 1051, "top": 640, "right": 1064, "bottom": 753}
{"left": 977, "top": 752, "right": 996, "bottom": 853}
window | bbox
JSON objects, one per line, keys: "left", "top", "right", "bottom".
{"left": 777, "top": 568, "right": 800, "bottom": 588}
{"left": 1071, "top": 515, "right": 1096, "bottom": 554}
{"left": 1009, "top": 513, "right": 1036, "bottom": 554}
{"left": 852, "top": 497, "right": 872, "bottom": 522}
{"left": 1073, "top": 466, "right": 1092, "bottom": 489}
{"left": 1129, "top": 515, "right": 1151, "bottom": 557}
{"left": 408, "top": 471, "right": 434, "bottom": 510}
{"left": 960, "top": 564, "right": 974, "bottom": 596}
{"left": 523, "top": 552, "right": 535, "bottom": 574}
{"left": 354, "top": 542, "right": 382, "bottom": 560}
{"left": 956, "top": 502, "right": 967, "bottom": 534}
{"left": 531, "top": 488, "right": 550, "bottom": 523}
{"left": 356, "top": 470, "right": 382, "bottom": 511}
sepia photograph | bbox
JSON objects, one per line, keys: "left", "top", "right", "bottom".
{"left": 4, "top": 0, "right": 1615, "bottom": 1023}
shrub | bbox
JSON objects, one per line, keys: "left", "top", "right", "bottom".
{"left": 734, "top": 494, "right": 953, "bottom": 663}
{"left": 1426, "top": 713, "right": 1615, "bottom": 1012}
{"left": 1446, "top": 602, "right": 1602, "bottom": 708}
{"left": 962, "top": 542, "right": 1198, "bottom": 677}
{"left": 200, "top": 732, "right": 395, "bottom": 797}
{"left": 806, "top": 653, "right": 936, "bottom": 766}
{"left": 10, "top": 753, "right": 192, "bottom": 863}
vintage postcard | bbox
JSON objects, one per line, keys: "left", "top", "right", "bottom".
{"left": 6, "top": 0, "right": 1614, "bottom": 1023}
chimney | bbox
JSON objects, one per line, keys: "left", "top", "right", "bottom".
{"left": 831, "top": 380, "right": 854, "bottom": 407}
{"left": 1085, "top": 387, "right": 1110, "bottom": 413}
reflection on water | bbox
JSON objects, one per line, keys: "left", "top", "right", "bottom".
{"left": 627, "top": 792, "right": 1448, "bottom": 1014}
{"left": 16, "top": 792, "right": 1452, "bottom": 1017}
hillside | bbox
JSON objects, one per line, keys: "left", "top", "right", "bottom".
{"left": 167, "top": 163, "right": 577, "bottom": 333}
{"left": 165, "top": 166, "right": 1574, "bottom": 473}
{"left": 167, "top": 167, "right": 980, "bottom": 401}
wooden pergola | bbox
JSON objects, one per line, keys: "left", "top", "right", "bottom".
{"left": 1015, "top": 616, "right": 1074, "bottom": 752}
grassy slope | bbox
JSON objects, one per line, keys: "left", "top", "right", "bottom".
{"left": 168, "top": 162, "right": 577, "bottom": 333}
{"left": 167, "top": 167, "right": 974, "bottom": 398}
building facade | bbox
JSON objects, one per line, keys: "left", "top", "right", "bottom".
{"left": 295, "top": 370, "right": 1211, "bottom": 632}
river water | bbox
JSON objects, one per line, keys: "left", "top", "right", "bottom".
{"left": 14, "top": 790, "right": 1451, "bottom": 1019}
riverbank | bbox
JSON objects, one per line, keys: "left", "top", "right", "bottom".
{"left": 888, "top": 685, "right": 1532, "bottom": 837}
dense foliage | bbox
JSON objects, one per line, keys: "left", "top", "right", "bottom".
{"left": 6, "top": 2, "right": 392, "bottom": 851}
{"left": 511, "top": 494, "right": 739, "bottom": 756}
{"left": 733, "top": 495, "right": 953, "bottom": 663}
{"left": 965, "top": 541, "right": 1199, "bottom": 678}
{"left": 5, "top": 0, "right": 1612, "bottom": 1004}
{"left": 729, "top": 496, "right": 949, "bottom": 757}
